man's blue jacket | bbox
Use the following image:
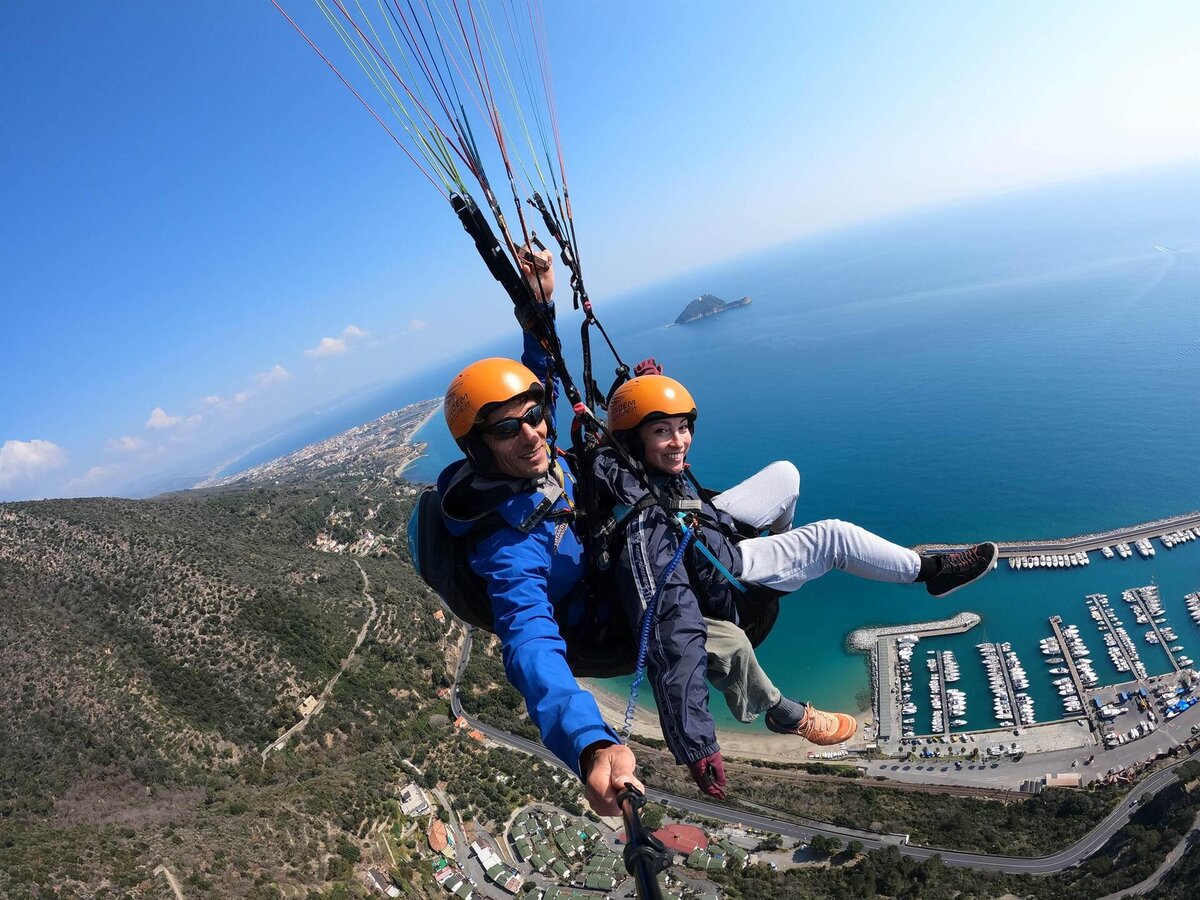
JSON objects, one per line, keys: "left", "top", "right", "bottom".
{"left": 438, "top": 327, "right": 621, "bottom": 779}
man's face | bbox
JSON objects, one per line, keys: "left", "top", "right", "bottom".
{"left": 481, "top": 395, "right": 550, "bottom": 480}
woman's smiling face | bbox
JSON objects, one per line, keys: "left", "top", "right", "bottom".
{"left": 638, "top": 415, "right": 693, "bottom": 475}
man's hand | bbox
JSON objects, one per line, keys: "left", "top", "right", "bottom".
{"left": 582, "top": 741, "right": 642, "bottom": 817}
{"left": 687, "top": 751, "right": 727, "bottom": 800}
{"left": 518, "top": 244, "right": 555, "bottom": 303}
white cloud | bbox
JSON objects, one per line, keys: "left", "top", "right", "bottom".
{"left": 145, "top": 408, "right": 200, "bottom": 430}
{"left": 61, "top": 465, "right": 119, "bottom": 496}
{"left": 106, "top": 436, "right": 144, "bottom": 453}
{"left": 77, "top": 465, "right": 116, "bottom": 484}
{"left": 306, "top": 336, "right": 347, "bottom": 358}
{"left": 407, "top": 318, "right": 428, "bottom": 332}
{"left": 202, "top": 395, "right": 224, "bottom": 408}
{"left": 145, "top": 407, "right": 180, "bottom": 430}
{"left": 306, "top": 326, "right": 369, "bottom": 358}
{"left": 0, "top": 439, "right": 67, "bottom": 487}
{"left": 230, "top": 365, "right": 290, "bottom": 405}
{"left": 255, "top": 364, "right": 290, "bottom": 387}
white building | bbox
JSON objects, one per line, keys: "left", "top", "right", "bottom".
{"left": 400, "top": 783, "right": 430, "bottom": 816}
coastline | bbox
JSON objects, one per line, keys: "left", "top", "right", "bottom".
{"left": 396, "top": 399, "right": 444, "bottom": 477}
{"left": 583, "top": 679, "right": 873, "bottom": 765}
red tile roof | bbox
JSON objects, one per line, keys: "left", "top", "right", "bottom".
{"left": 428, "top": 818, "right": 449, "bottom": 852}
{"left": 652, "top": 824, "right": 707, "bottom": 855}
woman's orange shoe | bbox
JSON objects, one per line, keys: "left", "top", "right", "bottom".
{"left": 767, "top": 703, "right": 857, "bottom": 745}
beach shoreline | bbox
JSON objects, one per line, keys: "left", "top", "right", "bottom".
{"left": 396, "top": 399, "right": 444, "bottom": 477}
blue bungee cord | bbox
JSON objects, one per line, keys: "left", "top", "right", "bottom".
{"left": 622, "top": 514, "right": 696, "bottom": 739}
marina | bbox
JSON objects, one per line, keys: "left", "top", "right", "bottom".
{"left": 978, "top": 643, "right": 1012, "bottom": 726}
{"left": 927, "top": 650, "right": 965, "bottom": 736}
{"left": 1159, "top": 528, "right": 1199, "bottom": 549}
{"left": 861, "top": 615, "right": 982, "bottom": 746}
{"left": 859, "top": 556, "right": 1200, "bottom": 758}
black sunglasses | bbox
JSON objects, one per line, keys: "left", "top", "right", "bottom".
{"left": 480, "top": 403, "right": 545, "bottom": 440}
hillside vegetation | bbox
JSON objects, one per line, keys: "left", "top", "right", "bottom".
{"left": 0, "top": 477, "right": 557, "bottom": 898}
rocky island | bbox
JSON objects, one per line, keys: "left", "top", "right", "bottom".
{"left": 672, "top": 292, "right": 752, "bottom": 326}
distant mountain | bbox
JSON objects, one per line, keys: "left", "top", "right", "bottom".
{"left": 672, "top": 292, "right": 752, "bottom": 325}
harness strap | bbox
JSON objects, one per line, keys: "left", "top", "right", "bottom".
{"left": 685, "top": 518, "right": 747, "bottom": 593}
{"left": 623, "top": 521, "right": 695, "bottom": 739}
{"left": 593, "top": 494, "right": 658, "bottom": 571}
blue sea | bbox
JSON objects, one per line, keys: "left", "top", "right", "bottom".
{"left": 234, "top": 162, "right": 1200, "bottom": 729}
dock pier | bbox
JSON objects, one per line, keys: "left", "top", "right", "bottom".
{"left": 1087, "top": 593, "right": 1145, "bottom": 686}
{"left": 1124, "top": 586, "right": 1181, "bottom": 675}
{"left": 934, "top": 652, "right": 951, "bottom": 737}
{"left": 992, "top": 643, "right": 1021, "bottom": 722}
{"left": 1049, "top": 615, "right": 1096, "bottom": 731}
{"left": 876, "top": 637, "right": 897, "bottom": 745}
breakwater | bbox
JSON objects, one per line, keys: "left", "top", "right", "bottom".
{"left": 916, "top": 511, "right": 1200, "bottom": 556}
{"left": 846, "top": 612, "right": 982, "bottom": 653}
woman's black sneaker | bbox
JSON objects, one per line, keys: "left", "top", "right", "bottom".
{"left": 925, "top": 542, "right": 999, "bottom": 598}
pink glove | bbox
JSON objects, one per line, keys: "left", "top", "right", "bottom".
{"left": 633, "top": 357, "right": 663, "bottom": 376}
{"left": 687, "top": 752, "right": 727, "bottom": 800}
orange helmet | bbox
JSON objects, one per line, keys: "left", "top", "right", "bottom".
{"left": 444, "top": 358, "right": 544, "bottom": 441}
{"left": 607, "top": 375, "right": 697, "bottom": 433}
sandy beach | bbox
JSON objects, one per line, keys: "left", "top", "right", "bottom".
{"left": 584, "top": 679, "right": 873, "bottom": 765}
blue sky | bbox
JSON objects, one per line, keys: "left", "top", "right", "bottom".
{"left": 2, "top": 0, "right": 1197, "bottom": 501}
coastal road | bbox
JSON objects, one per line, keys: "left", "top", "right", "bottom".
{"left": 449, "top": 625, "right": 1200, "bottom": 875}
{"left": 1099, "top": 808, "right": 1200, "bottom": 899}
